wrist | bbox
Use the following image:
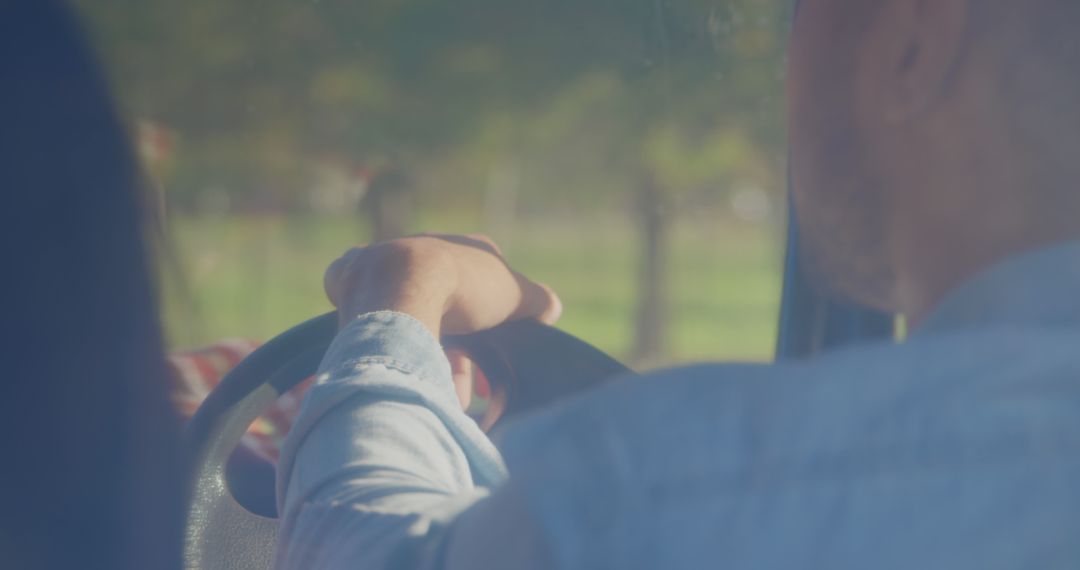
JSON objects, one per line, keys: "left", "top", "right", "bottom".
{"left": 346, "top": 297, "right": 445, "bottom": 338}
{"left": 339, "top": 280, "right": 452, "bottom": 338}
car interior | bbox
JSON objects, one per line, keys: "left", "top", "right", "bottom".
{"left": 182, "top": 205, "right": 893, "bottom": 570}
{"left": 66, "top": 0, "right": 899, "bottom": 568}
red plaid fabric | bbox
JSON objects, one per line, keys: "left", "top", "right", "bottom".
{"left": 168, "top": 340, "right": 313, "bottom": 463}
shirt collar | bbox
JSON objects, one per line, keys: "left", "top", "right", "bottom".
{"left": 916, "top": 241, "right": 1080, "bottom": 335}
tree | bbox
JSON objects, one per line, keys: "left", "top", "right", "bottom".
{"left": 76, "top": 0, "right": 789, "bottom": 359}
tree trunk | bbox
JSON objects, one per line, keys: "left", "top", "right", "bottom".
{"left": 362, "top": 166, "right": 412, "bottom": 242}
{"left": 632, "top": 171, "right": 669, "bottom": 363}
{"left": 368, "top": 188, "right": 411, "bottom": 242}
{"left": 483, "top": 160, "right": 520, "bottom": 248}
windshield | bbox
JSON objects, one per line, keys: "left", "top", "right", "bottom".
{"left": 74, "top": 0, "right": 791, "bottom": 366}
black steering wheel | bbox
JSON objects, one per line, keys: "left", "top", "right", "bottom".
{"left": 183, "top": 312, "right": 633, "bottom": 570}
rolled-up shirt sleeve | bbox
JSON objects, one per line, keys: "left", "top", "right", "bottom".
{"left": 274, "top": 311, "right": 509, "bottom": 569}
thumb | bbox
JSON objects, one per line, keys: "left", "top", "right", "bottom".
{"left": 513, "top": 277, "right": 562, "bottom": 325}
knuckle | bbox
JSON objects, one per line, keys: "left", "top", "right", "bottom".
{"left": 468, "top": 233, "right": 495, "bottom": 246}
{"left": 373, "top": 237, "right": 445, "bottom": 266}
{"left": 466, "top": 233, "right": 502, "bottom": 255}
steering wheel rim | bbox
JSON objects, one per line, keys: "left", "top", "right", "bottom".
{"left": 183, "top": 312, "right": 632, "bottom": 570}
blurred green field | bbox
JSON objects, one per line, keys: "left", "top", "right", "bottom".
{"left": 162, "top": 215, "right": 784, "bottom": 366}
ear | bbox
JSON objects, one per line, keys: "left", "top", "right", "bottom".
{"left": 856, "top": 0, "right": 970, "bottom": 124}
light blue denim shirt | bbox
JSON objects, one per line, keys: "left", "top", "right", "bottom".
{"left": 276, "top": 242, "right": 1080, "bottom": 569}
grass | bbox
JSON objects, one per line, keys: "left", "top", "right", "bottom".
{"left": 161, "top": 213, "right": 784, "bottom": 366}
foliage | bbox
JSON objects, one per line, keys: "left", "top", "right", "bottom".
{"left": 75, "top": 0, "right": 792, "bottom": 361}
{"left": 75, "top": 0, "right": 791, "bottom": 215}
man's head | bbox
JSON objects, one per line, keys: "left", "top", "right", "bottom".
{"left": 789, "top": 0, "right": 1080, "bottom": 323}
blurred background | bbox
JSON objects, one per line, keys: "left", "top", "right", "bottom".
{"left": 73, "top": 0, "right": 791, "bottom": 367}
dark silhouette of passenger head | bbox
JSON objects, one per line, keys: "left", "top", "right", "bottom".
{"left": 0, "top": 1, "right": 183, "bottom": 568}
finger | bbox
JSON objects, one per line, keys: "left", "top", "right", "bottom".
{"left": 324, "top": 254, "right": 349, "bottom": 307}
{"left": 446, "top": 349, "right": 475, "bottom": 410}
{"left": 473, "top": 365, "right": 492, "bottom": 399}
{"left": 324, "top": 247, "right": 367, "bottom": 307}
{"left": 512, "top": 276, "right": 563, "bottom": 325}
{"left": 464, "top": 233, "right": 503, "bottom": 257}
{"left": 428, "top": 233, "right": 504, "bottom": 259}
{"left": 479, "top": 367, "right": 507, "bottom": 432}
{"left": 534, "top": 282, "right": 563, "bottom": 325}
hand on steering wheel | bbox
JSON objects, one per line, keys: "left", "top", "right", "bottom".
{"left": 184, "top": 236, "right": 632, "bottom": 569}
{"left": 324, "top": 233, "right": 563, "bottom": 415}
{"left": 324, "top": 234, "right": 562, "bottom": 339}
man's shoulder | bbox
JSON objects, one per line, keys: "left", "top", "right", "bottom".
{"left": 495, "top": 326, "right": 1080, "bottom": 567}
{"left": 500, "top": 324, "right": 1080, "bottom": 479}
